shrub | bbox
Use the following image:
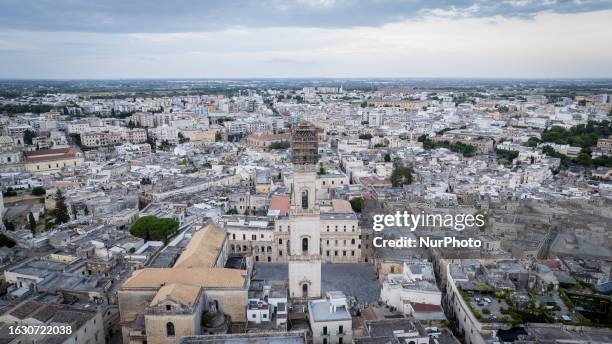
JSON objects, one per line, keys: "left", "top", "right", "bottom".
{"left": 31, "top": 186, "right": 46, "bottom": 196}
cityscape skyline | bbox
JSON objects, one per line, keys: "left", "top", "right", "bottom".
{"left": 1, "top": 0, "right": 612, "bottom": 79}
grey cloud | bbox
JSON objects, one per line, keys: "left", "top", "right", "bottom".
{"left": 0, "top": 0, "right": 611, "bottom": 33}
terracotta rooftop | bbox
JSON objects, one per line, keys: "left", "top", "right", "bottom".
{"left": 269, "top": 194, "right": 290, "bottom": 216}
{"left": 410, "top": 302, "right": 444, "bottom": 312}
{"left": 173, "top": 224, "right": 226, "bottom": 269}
{"left": 122, "top": 267, "right": 246, "bottom": 289}
{"left": 24, "top": 147, "right": 81, "bottom": 163}
{"left": 150, "top": 283, "right": 202, "bottom": 307}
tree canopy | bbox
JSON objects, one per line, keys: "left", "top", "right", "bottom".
{"left": 52, "top": 189, "right": 70, "bottom": 225}
{"left": 350, "top": 197, "right": 364, "bottom": 213}
{"left": 0, "top": 234, "right": 16, "bottom": 248}
{"left": 418, "top": 135, "right": 477, "bottom": 157}
{"left": 31, "top": 186, "right": 46, "bottom": 196}
{"left": 391, "top": 164, "right": 414, "bottom": 187}
{"left": 541, "top": 120, "right": 611, "bottom": 148}
{"left": 129, "top": 215, "right": 179, "bottom": 243}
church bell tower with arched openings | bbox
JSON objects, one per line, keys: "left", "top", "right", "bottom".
{"left": 288, "top": 122, "right": 322, "bottom": 299}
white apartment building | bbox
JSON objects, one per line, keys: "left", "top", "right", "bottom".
{"left": 66, "top": 122, "right": 91, "bottom": 134}
{"left": 381, "top": 261, "right": 442, "bottom": 315}
{"left": 308, "top": 291, "right": 353, "bottom": 344}
{"left": 149, "top": 125, "right": 178, "bottom": 144}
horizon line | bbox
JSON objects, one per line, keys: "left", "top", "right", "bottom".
{"left": 2, "top": 76, "right": 612, "bottom": 81}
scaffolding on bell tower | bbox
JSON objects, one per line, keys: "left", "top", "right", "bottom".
{"left": 291, "top": 122, "right": 318, "bottom": 166}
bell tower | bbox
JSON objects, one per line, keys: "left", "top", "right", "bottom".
{"left": 288, "top": 122, "right": 322, "bottom": 299}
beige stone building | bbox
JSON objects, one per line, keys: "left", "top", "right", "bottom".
{"left": 24, "top": 147, "right": 84, "bottom": 174}
{"left": 118, "top": 224, "right": 250, "bottom": 344}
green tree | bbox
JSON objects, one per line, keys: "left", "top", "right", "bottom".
{"left": 84, "top": 207, "right": 90, "bottom": 216}
{"left": 3, "top": 219, "right": 15, "bottom": 231}
{"left": 69, "top": 133, "right": 82, "bottom": 148}
{"left": 178, "top": 132, "right": 190, "bottom": 144}
{"left": 23, "top": 129, "right": 37, "bottom": 145}
{"left": 226, "top": 208, "right": 238, "bottom": 215}
{"left": 495, "top": 148, "right": 519, "bottom": 163}
{"left": 576, "top": 153, "right": 592, "bottom": 166}
{"left": 31, "top": 186, "right": 46, "bottom": 196}
{"left": 0, "top": 234, "right": 16, "bottom": 248}
{"left": 359, "top": 133, "right": 373, "bottom": 140}
{"left": 3, "top": 187, "right": 17, "bottom": 197}
{"left": 350, "top": 197, "right": 364, "bottom": 213}
{"left": 593, "top": 155, "right": 612, "bottom": 167}
{"left": 524, "top": 137, "right": 540, "bottom": 147}
{"left": 28, "top": 212, "right": 36, "bottom": 236}
{"left": 318, "top": 163, "right": 326, "bottom": 175}
{"left": 390, "top": 165, "right": 414, "bottom": 187}
{"left": 52, "top": 189, "right": 70, "bottom": 225}
{"left": 215, "top": 131, "right": 222, "bottom": 142}
{"left": 129, "top": 215, "right": 179, "bottom": 243}
{"left": 72, "top": 206, "right": 78, "bottom": 219}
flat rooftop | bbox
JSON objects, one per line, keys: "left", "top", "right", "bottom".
{"left": 309, "top": 299, "right": 351, "bottom": 322}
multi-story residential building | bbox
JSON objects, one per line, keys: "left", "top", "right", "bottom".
{"left": 149, "top": 125, "right": 178, "bottom": 144}
{"left": 66, "top": 121, "right": 91, "bottom": 134}
{"left": 81, "top": 128, "right": 147, "bottom": 147}
{"left": 308, "top": 291, "right": 353, "bottom": 344}
{"left": 132, "top": 112, "right": 155, "bottom": 127}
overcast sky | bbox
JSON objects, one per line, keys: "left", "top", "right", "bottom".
{"left": 1, "top": 0, "right": 611, "bottom": 79}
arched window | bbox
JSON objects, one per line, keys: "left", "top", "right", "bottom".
{"left": 302, "top": 283, "right": 308, "bottom": 298}
{"left": 301, "top": 190, "right": 308, "bottom": 209}
{"left": 166, "top": 322, "right": 175, "bottom": 337}
{"left": 302, "top": 238, "right": 309, "bottom": 253}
